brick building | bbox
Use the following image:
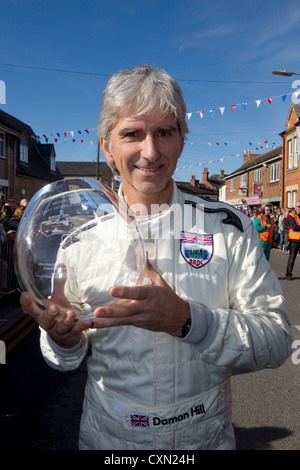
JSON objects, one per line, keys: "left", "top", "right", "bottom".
{"left": 0, "top": 110, "right": 62, "bottom": 202}
{"left": 280, "top": 103, "right": 300, "bottom": 207}
{"left": 0, "top": 110, "right": 114, "bottom": 204}
{"left": 223, "top": 146, "right": 283, "bottom": 210}
{"left": 223, "top": 103, "right": 300, "bottom": 210}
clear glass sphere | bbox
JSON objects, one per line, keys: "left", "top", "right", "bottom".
{"left": 14, "top": 178, "right": 146, "bottom": 320}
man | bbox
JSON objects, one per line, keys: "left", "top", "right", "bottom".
{"left": 286, "top": 201, "right": 300, "bottom": 280}
{"left": 273, "top": 205, "right": 280, "bottom": 245}
{"left": 253, "top": 204, "right": 276, "bottom": 261}
{"left": 20, "top": 65, "right": 292, "bottom": 450}
{"left": 278, "top": 208, "right": 289, "bottom": 251}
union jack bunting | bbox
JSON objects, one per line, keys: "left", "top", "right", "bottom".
{"left": 130, "top": 414, "right": 150, "bottom": 428}
{"left": 181, "top": 232, "right": 213, "bottom": 246}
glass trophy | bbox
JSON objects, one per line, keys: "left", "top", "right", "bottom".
{"left": 14, "top": 178, "right": 146, "bottom": 319}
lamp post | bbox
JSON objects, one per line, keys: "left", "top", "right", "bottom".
{"left": 272, "top": 70, "right": 300, "bottom": 77}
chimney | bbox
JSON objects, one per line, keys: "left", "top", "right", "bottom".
{"left": 219, "top": 169, "right": 224, "bottom": 178}
{"left": 201, "top": 167, "right": 214, "bottom": 190}
{"left": 243, "top": 148, "right": 250, "bottom": 163}
{"left": 244, "top": 148, "right": 260, "bottom": 163}
{"left": 201, "top": 168, "right": 209, "bottom": 185}
{"left": 190, "top": 175, "right": 199, "bottom": 187}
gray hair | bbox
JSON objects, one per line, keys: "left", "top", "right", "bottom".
{"left": 98, "top": 65, "right": 189, "bottom": 173}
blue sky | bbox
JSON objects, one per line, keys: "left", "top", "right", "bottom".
{"left": 1, "top": 0, "right": 300, "bottom": 183}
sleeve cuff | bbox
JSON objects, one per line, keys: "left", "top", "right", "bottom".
{"left": 46, "top": 333, "right": 87, "bottom": 358}
{"left": 177, "top": 301, "right": 214, "bottom": 346}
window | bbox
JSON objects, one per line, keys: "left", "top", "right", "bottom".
{"left": 288, "top": 138, "right": 298, "bottom": 169}
{"left": 288, "top": 140, "right": 293, "bottom": 168}
{"left": 270, "top": 162, "right": 280, "bottom": 182}
{"left": 0, "top": 132, "right": 4, "bottom": 157}
{"left": 230, "top": 178, "right": 235, "bottom": 191}
{"left": 287, "top": 191, "right": 297, "bottom": 208}
{"left": 20, "top": 140, "right": 28, "bottom": 163}
{"left": 240, "top": 174, "right": 246, "bottom": 188}
{"left": 254, "top": 168, "right": 262, "bottom": 182}
{"left": 293, "top": 190, "right": 297, "bottom": 207}
{"left": 294, "top": 137, "right": 298, "bottom": 167}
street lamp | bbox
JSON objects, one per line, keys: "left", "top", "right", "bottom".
{"left": 272, "top": 70, "right": 300, "bottom": 77}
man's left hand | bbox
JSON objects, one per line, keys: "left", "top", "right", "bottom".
{"left": 93, "top": 260, "right": 190, "bottom": 337}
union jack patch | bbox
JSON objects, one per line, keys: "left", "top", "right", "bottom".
{"left": 130, "top": 414, "right": 150, "bottom": 428}
{"left": 180, "top": 231, "right": 213, "bottom": 269}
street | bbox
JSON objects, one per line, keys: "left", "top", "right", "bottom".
{"left": 0, "top": 248, "right": 299, "bottom": 450}
{"left": 231, "top": 248, "right": 300, "bottom": 450}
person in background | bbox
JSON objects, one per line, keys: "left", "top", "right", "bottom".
{"left": 279, "top": 208, "right": 289, "bottom": 251}
{"left": 20, "top": 65, "right": 292, "bottom": 451}
{"left": 20, "top": 198, "right": 28, "bottom": 213}
{"left": 6, "top": 206, "right": 23, "bottom": 241}
{"left": 1, "top": 202, "right": 13, "bottom": 231}
{"left": 286, "top": 201, "right": 300, "bottom": 280}
{"left": 253, "top": 204, "right": 277, "bottom": 261}
{"left": 0, "top": 218, "right": 8, "bottom": 295}
{"left": 272, "top": 206, "right": 279, "bottom": 245}
{"left": 0, "top": 221, "right": 6, "bottom": 243}
{"left": 250, "top": 209, "right": 258, "bottom": 221}
{"left": 7, "top": 206, "right": 23, "bottom": 232}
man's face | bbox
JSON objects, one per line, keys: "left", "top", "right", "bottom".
{"left": 264, "top": 207, "right": 271, "bottom": 216}
{"left": 295, "top": 204, "right": 300, "bottom": 213}
{"left": 101, "top": 110, "right": 184, "bottom": 207}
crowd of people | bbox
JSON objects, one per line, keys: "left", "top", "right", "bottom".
{"left": 239, "top": 203, "right": 300, "bottom": 278}
{"left": 0, "top": 197, "right": 28, "bottom": 295}
{"left": 0, "top": 197, "right": 28, "bottom": 240}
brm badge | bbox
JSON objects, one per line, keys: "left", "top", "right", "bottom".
{"left": 180, "top": 232, "right": 213, "bottom": 269}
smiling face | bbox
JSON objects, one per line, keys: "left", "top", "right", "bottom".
{"left": 100, "top": 110, "right": 184, "bottom": 210}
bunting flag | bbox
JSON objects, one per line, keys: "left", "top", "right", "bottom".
{"left": 32, "top": 90, "right": 296, "bottom": 147}
{"left": 186, "top": 139, "right": 277, "bottom": 150}
{"left": 184, "top": 91, "right": 294, "bottom": 121}
{"left": 175, "top": 142, "right": 281, "bottom": 173}
{"left": 175, "top": 152, "right": 242, "bottom": 172}
{"left": 34, "top": 126, "right": 277, "bottom": 151}
{"left": 35, "top": 127, "right": 98, "bottom": 145}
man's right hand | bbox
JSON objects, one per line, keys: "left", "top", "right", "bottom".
{"left": 20, "top": 263, "right": 94, "bottom": 349}
{"left": 20, "top": 292, "right": 94, "bottom": 349}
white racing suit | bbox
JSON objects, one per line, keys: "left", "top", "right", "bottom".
{"left": 40, "top": 181, "right": 293, "bottom": 450}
